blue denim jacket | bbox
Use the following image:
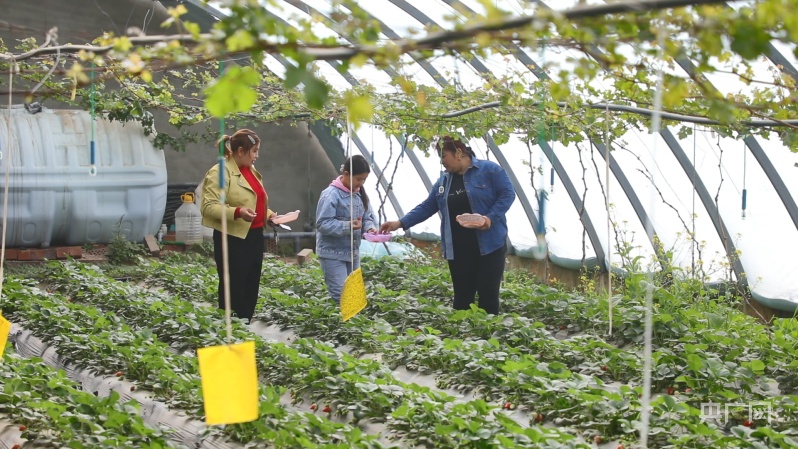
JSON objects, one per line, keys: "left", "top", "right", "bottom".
{"left": 316, "top": 186, "right": 377, "bottom": 261}
{"left": 400, "top": 157, "right": 516, "bottom": 260}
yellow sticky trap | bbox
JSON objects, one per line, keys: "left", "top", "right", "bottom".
{"left": 0, "top": 314, "right": 10, "bottom": 361}
{"left": 340, "top": 267, "right": 367, "bottom": 321}
{"left": 197, "top": 341, "right": 258, "bottom": 425}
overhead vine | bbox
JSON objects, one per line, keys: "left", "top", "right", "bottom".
{"left": 1, "top": 0, "right": 797, "bottom": 152}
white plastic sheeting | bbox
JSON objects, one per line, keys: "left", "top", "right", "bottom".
{"left": 10, "top": 324, "right": 240, "bottom": 449}
{"left": 204, "top": 0, "right": 798, "bottom": 311}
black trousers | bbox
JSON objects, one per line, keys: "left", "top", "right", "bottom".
{"left": 213, "top": 228, "right": 264, "bottom": 322}
{"left": 447, "top": 243, "right": 506, "bottom": 315}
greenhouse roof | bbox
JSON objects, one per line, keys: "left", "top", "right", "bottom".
{"left": 170, "top": 0, "right": 798, "bottom": 312}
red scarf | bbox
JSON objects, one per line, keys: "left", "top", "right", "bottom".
{"left": 240, "top": 166, "right": 266, "bottom": 229}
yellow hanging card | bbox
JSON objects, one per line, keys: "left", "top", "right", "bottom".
{"left": 0, "top": 314, "right": 10, "bottom": 361}
{"left": 197, "top": 340, "right": 258, "bottom": 425}
{"left": 340, "top": 267, "right": 367, "bottom": 321}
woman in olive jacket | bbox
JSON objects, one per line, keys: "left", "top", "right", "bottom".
{"left": 201, "top": 128, "right": 275, "bottom": 323}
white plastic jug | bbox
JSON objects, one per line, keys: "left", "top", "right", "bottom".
{"left": 175, "top": 193, "right": 203, "bottom": 245}
{"left": 194, "top": 183, "right": 214, "bottom": 241}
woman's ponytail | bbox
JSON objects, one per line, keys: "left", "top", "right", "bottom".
{"left": 216, "top": 135, "right": 233, "bottom": 158}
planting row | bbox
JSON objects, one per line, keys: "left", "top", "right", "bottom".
{"left": 0, "top": 345, "right": 176, "bottom": 448}
{"left": 131, "top": 256, "right": 798, "bottom": 448}
{"left": 40, "top": 261, "right": 591, "bottom": 449}
{"left": 0, "top": 278, "right": 390, "bottom": 449}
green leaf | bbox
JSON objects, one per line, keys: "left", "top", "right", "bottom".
{"left": 284, "top": 66, "right": 308, "bottom": 89}
{"left": 662, "top": 393, "right": 676, "bottom": 409}
{"left": 304, "top": 77, "right": 330, "bottom": 110}
{"left": 346, "top": 93, "right": 373, "bottom": 129}
{"left": 203, "top": 66, "right": 261, "bottom": 118}
{"left": 686, "top": 353, "right": 704, "bottom": 372}
{"left": 730, "top": 21, "right": 771, "bottom": 60}
{"left": 225, "top": 30, "right": 256, "bottom": 52}
{"left": 746, "top": 359, "right": 766, "bottom": 374}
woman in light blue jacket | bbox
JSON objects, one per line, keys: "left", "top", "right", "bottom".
{"left": 316, "top": 155, "right": 377, "bottom": 303}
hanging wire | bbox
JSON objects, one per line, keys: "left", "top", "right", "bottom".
{"left": 741, "top": 138, "right": 747, "bottom": 219}
{"left": 549, "top": 120, "right": 555, "bottom": 194}
{"left": 639, "top": 16, "right": 668, "bottom": 449}
{"left": 216, "top": 59, "right": 233, "bottom": 343}
{"left": 346, "top": 118, "right": 355, "bottom": 271}
{"left": 89, "top": 60, "right": 97, "bottom": 176}
{"left": 532, "top": 38, "right": 547, "bottom": 260}
{"left": 691, "top": 124, "right": 697, "bottom": 278}
{"left": 307, "top": 124, "right": 312, "bottom": 227}
{"left": 399, "top": 131, "right": 406, "bottom": 162}
{"left": 604, "top": 102, "right": 613, "bottom": 336}
{"left": 556, "top": 128, "right": 566, "bottom": 193}
{"left": 0, "top": 57, "right": 17, "bottom": 296}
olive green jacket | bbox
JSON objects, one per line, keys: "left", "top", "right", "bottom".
{"left": 201, "top": 159, "right": 274, "bottom": 239}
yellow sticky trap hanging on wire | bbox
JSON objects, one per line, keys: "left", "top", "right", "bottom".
{"left": 197, "top": 340, "right": 259, "bottom": 425}
{"left": 340, "top": 267, "right": 367, "bottom": 321}
{"left": 0, "top": 314, "right": 10, "bottom": 361}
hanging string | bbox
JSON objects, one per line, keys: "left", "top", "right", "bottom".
{"left": 217, "top": 59, "right": 233, "bottom": 343}
{"left": 549, "top": 121, "right": 555, "bottom": 193}
{"left": 533, "top": 38, "right": 547, "bottom": 260}
{"left": 537, "top": 132, "right": 547, "bottom": 232}
{"left": 639, "top": 16, "right": 667, "bottom": 449}
{"left": 604, "top": 102, "right": 613, "bottom": 336}
{"left": 89, "top": 60, "right": 97, "bottom": 176}
{"left": 555, "top": 127, "right": 565, "bottom": 193}
{"left": 347, "top": 118, "right": 355, "bottom": 271}
{"left": 741, "top": 138, "right": 747, "bottom": 219}
{"left": 307, "top": 124, "right": 312, "bottom": 226}
{"left": 484, "top": 117, "right": 491, "bottom": 161}
{"left": 691, "top": 124, "right": 697, "bottom": 278}
{"left": 0, "top": 57, "right": 16, "bottom": 297}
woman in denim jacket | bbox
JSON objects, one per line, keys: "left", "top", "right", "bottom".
{"left": 380, "top": 136, "right": 516, "bottom": 314}
{"left": 316, "top": 155, "right": 377, "bottom": 303}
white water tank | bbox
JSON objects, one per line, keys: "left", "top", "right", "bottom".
{"left": 0, "top": 106, "right": 167, "bottom": 247}
{"left": 174, "top": 192, "right": 202, "bottom": 245}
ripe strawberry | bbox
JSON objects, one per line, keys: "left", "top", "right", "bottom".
{"left": 18, "top": 425, "right": 26, "bottom": 431}
{"left": 618, "top": 445, "right": 624, "bottom": 449}
{"left": 115, "top": 371, "right": 123, "bottom": 377}
{"left": 666, "top": 387, "right": 675, "bottom": 395}
{"left": 502, "top": 402, "right": 512, "bottom": 410}
{"left": 600, "top": 365, "right": 607, "bottom": 371}
{"left": 535, "top": 413, "right": 543, "bottom": 423}
{"left": 322, "top": 405, "right": 332, "bottom": 413}
{"left": 310, "top": 403, "right": 317, "bottom": 411}
{"left": 559, "top": 325, "right": 566, "bottom": 330}
{"left": 593, "top": 435, "right": 602, "bottom": 444}
{"left": 12, "top": 444, "right": 20, "bottom": 449}
{"left": 743, "top": 420, "right": 753, "bottom": 427}
{"left": 130, "top": 386, "right": 136, "bottom": 392}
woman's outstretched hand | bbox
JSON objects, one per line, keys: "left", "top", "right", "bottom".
{"left": 379, "top": 221, "right": 401, "bottom": 233}
{"left": 239, "top": 207, "right": 257, "bottom": 222}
